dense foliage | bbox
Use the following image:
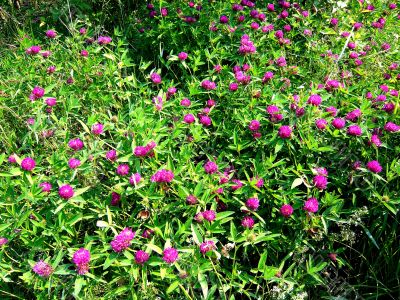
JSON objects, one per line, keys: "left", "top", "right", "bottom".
{"left": 1, "top": 1, "right": 399, "bottom": 299}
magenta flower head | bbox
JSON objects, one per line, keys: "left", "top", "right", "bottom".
{"left": 26, "top": 45, "right": 41, "bottom": 55}
{"left": 313, "top": 175, "right": 328, "bottom": 190}
{"left": 8, "top": 154, "right": 17, "bottom": 164}
{"left": 204, "top": 160, "right": 218, "bottom": 174}
{"left": 346, "top": 109, "right": 362, "bottom": 122}
{"left": 0, "top": 237, "right": 8, "bottom": 247}
{"left": 129, "top": 173, "right": 142, "bottom": 185}
{"left": 315, "top": 119, "right": 328, "bottom": 130}
{"left": 68, "top": 158, "right": 81, "bottom": 169}
{"left": 248, "top": 120, "right": 260, "bottom": 131}
{"left": 46, "top": 30, "right": 57, "bottom": 38}
{"left": 280, "top": 204, "right": 294, "bottom": 217}
{"left": 183, "top": 114, "right": 195, "bottom": 124}
{"left": 229, "top": 83, "right": 238, "bottom": 91}
{"left": 72, "top": 248, "right": 90, "bottom": 275}
{"left": 59, "top": 184, "right": 74, "bottom": 199}
{"left": 45, "top": 97, "right": 56, "bottom": 107}
{"left": 347, "top": 125, "right": 362, "bottom": 136}
{"left": 241, "top": 216, "right": 255, "bottom": 229}
{"left": 106, "top": 149, "right": 117, "bottom": 161}
{"left": 186, "top": 195, "right": 198, "bottom": 205}
{"left": 262, "top": 71, "right": 274, "bottom": 83}
{"left": 303, "top": 197, "right": 319, "bottom": 213}
{"left": 384, "top": 122, "right": 400, "bottom": 132}
{"left": 97, "top": 36, "right": 112, "bottom": 45}
{"left": 110, "top": 228, "right": 136, "bottom": 252}
{"left": 81, "top": 49, "right": 89, "bottom": 57}
{"left": 91, "top": 123, "right": 104, "bottom": 135}
{"left": 39, "top": 182, "right": 52, "bottom": 193}
{"left": 201, "top": 80, "right": 217, "bottom": 90}
{"left": 220, "top": 15, "right": 229, "bottom": 23}
{"left": 366, "top": 160, "right": 382, "bottom": 173}
{"left": 202, "top": 210, "right": 216, "bottom": 222}
{"left": 21, "top": 157, "right": 36, "bottom": 171}
{"left": 134, "top": 146, "right": 148, "bottom": 157}
{"left": 180, "top": 98, "right": 191, "bottom": 107}
{"left": 163, "top": 247, "right": 178, "bottom": 264}
{"left": 200, "top": 115, "right": 212, "bottom": 126}
{"left": 33, "top": 260, "right": 53, "bottom": 277}
{"left": 307, "top": 94, "right": 322, "bottom": 106}
{"left": 116, "top": 164, "right": 130, "bottom": 176}
{"left": 278, "top": 125, "right": 292, "bottom": 139}
{"left": 135, "top": 250, "right": 150, "bottom": 265}
{"left": 111, "top": 192, "right": 121, "bottom": 206}
{"left": 370, "top": 134, "right": 382, "bottom": 147}
{"left": 151, "top": 169, "right": 174, "bottom": 183}
{"left": 79, "top": 27, "right": 87, "bottom": 35}
{"left": 68, "top": 138, "right": 84, "bottom": 151}
{"left": 150, "top": 72, "right": 162, "bottom": 84}
{"left": 31, "top": 86, "right": 45, "bottom": 100}
{"left": 178, "top": 52, "right": 188, "bottom": 61}
{"left": 331, "top": 118, "right": 346, "bottom": 129}
{"left": 231, "top": 179, "right": 243, "bottom": 191}
{"left": 200, "top": 240, "right": 216, "bottom": 254}
{"left": 47, "top": 65, "right": 56, "bottom": 74}
{"left": 326, "top": 106, "right": 338, "bottom": 117}
{"left": 245, "top": 198, "right": 260, "bottom": 211}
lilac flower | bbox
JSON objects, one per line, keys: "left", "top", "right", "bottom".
{"left": 313, "top": 175, "right": 328, "bottom": 190}
{"left": 150, "top": 73, "right": 162, "bottom": 84}
{"left": 199, "top": 115, "right": 212, "bottom": 126}
{"left": 180, "top": 98, "right": 191, "bottom": 107}
{"left": 331, "top": 118, "right": 346, "bottom": 129}
{"left": 0, "top": 237, "right": 8, "bottom": 246}
{"left": 315, "top": 119, "right": 328, "bottom": 130}
{"left": 201, "top": 80, "right": 216, "bottom": 90}
{"left": 278, "top": 125, "right": 292, "bottom": 139}
{"left": 68, "top": 138, "right": 84, "bottom": 151}
{"left": 384, "top": 122, "right": 400, "bottom": 132}
{"left": 307, "top": 94, "right": 322, "bottom": 106}
{"left": 129, "top": 173, "right": 142, "bottom": 185}
{"left": 98, "top": 36, "right": 112, "bottom": 45}
{"left": 106, "top": 150, "right": 117, "bottom": 161}
{"left": 183, "top": 114, "right": 195, "bottom": 124}
{"left": 202, "top": 210, "right": 216, "bottom": 222}
{"left": 347, "top": 125, "right": 362, "bottom": 136}
{"left": 248, "top": 120, "right": 260, "bottom": 131}
{"left": 26, "top": 45, "right": 41, "bottom": 55}
{"left": 204, "top": 161, "right": 218, "bottom": 174}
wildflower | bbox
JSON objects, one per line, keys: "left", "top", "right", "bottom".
{"left": 45, "top": 97, "right": 56, "bottom": 107}
{"left": 384, "top": 122, "right": 400, "bottom": 132}
{"left": 183, "top": 114, "right": 195, "bottom": 124}
{"left": 204, "top": 161, "right": 218, "bottom": 174}
{"left": 307, "top": 94, "right": 322, "bottom": 106}
{"left": 150, "top": 73, "right": 162, "bottom": 84}
{"left": 151, "top": 169, "right": 174, "bottom": 183}
{"left": 68, "top": 158, "right": 81, "bottom": 169}
{"left": 248, "top": 120, "right": 260, "bottom": 131}
{"left": 39, "top": 182, "right": 52, "bottom": 193}
{"left": 201, "top": 80, "right": 216, "bottom": 90}
{"left": 313, "top": 175, "right": 328, "bottom": 190}
{"left": 33, "top": 261, "right": 53, "bottom": 277}
{"left": 278, "top": 125, "right": 292, "bottom": 139}
{"left": 366, "top": 160, "right": 382, "bottom": 173}
{"left": 110, "top": 228, "right": 136, "bottom": 252}
{"left": 180, "top": 98, "right": 191, "bottom": 107}
{"left": 315, "top": 119, "right": 328, "bottom": 130}
{"left": 72, "top": 248, "right": 90, "bottom": 275}
{"left": 199, "top": 115, "right": 212, "bottom": 126}
{"left": 370, "top": 134, "right": 382, "bottom": 147}
{"left": 21, "top": 157, "right": 36, "bottom": 171}
{"left": 68, "top": 138, "right": 84, "bottom": 151}
{"left": 245, "top": 198, "right": 259, "bottom": 211}
{"left": 262, "top": 72, "right": 274, "bottom": 83}
{"left": 346, "top": 109, "right": 362, "bottom": 122}
{"left": 111, "top": 192, "right": 121, "bottom": 206}
{"left": 116, "top": 164, "right": 130, "bottom": 176}
{"left": 200, "top": 241, "right": 216, "bottom": 254}
{"left": 59, "top": 185, "right": 74, "bottom": 199}
{"left": 178, "top": 52, "right": 188, "bottom": 61}
{"left": 241, "top": 216, "right": 255, "bottom": 229}
{"left": 26, "top": 45, "right": 41, "bottom": 55}
{"left": 135, "top": 250, "right": 150, "bottom": 265}
{"left": 97, "top": 36, "right": 112, "bottom": 45}
{"left": 163, "top": 247, "right": 178, "bottom": 264}
{"left": 31, "top": 86, "right": 45, "bottom": 100}
{"left": 202, "top": 210, "right": 216, "bottom": 222}
{"left": 186, "top": 195, "right": 198, "bottom": 205}
{"left": 331, "top": 118, "right": 346, "bottom": 129}
{"left": 231, "top": 179, "right": 243, "bottom": 191}
{"left": 280, "top": 204, "right": 294, "bottom": 217}
{"left": 347, "top": 125, "right": 362, "bottom": 136}
{"left": 326, "top": 106, "right": 338, "bottom": 116}
{"left": 129, "top": 173, "right": 142, "bottom": 185}
{"left": 0, "top": 237, "right": 8, "bottom": 246}
{"left": 303, "top": 198, "right": 319, "bottom": 213}
{"left": 106, "top": 150, "right": 117, "bottom": 161}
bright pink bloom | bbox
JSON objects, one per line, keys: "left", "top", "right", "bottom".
{"left": 21, "top": 157, "right": 36, "bottom": 171}
{"left": 280, "top": 204, "right": 294, "bottom": 217}
{"left": 163, "top": 247, "right": 178, "bottom": 264}
{"left": 59, "top": 185, "right": 74, "bottom": 199}
{"left": 303, "top": 198, "right": 319, "bottom": 213}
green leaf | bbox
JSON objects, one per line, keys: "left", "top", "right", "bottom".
{"left": 291, "top": 178, "right": 303, "bottom": 189}
{"left": 146, "top": 243, "right": 163, "bottom": 255}
{"left": 166, "top": 280, "right": 180, "bottom": 294}
{"left": 191, "top": 223, "right": 203, "bottom": 245}
{"left": 198, "top": 272, "right": 208, "bottom": 299}
{"left": 74, "top": 277, "right": 85, "bottom": 297}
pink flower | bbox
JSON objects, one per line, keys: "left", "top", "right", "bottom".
{"left": 231, "top": 179, "right": 243, "bottom": 191}
{"left": 68, "top": 158, "right": 81, "bottom": 169}
{"left": 180, "top": 98, "right": 191, "bottom": 107}
{"left": 68, "top": 138, "right": 84, "bottom": 151}
{"left": 204, "top": 161, "right": 218, "bottom": 174}
{"left": 129, "top": 173, "right": 142, "bottom": 185}
{"left": 151, "top": 169, "right": 174, "bottom": 183}
{"left": 111, "top": 192, "right": 121, "bottom": 206}
{"left": 278, "top": 125, "right": 292, "bottom": 139}
{"left": 39, "top": 182, "right": 52, "bottom": 193}
{"left": 370, "top": 134, "right": 382, "bottom": 147}
{"left": 97, "top": 36, "right": 112, "bottom": 45}
{"left": 183, "top": 114, "right": 195, "bottom": 124}
{"left": 45, "top": 97, "right": 56, "bottom": 106}
{"left": 202, "top": 210, "right": 216, "bottom": 222}
{"left": 313, "top": 175, "right": 328, "bottom": 190}
{"left": 91, "top": 123, "right": 104, "bottom": 135}
{"left": 366, "top": 160, "right": 382, "bottom": 173}
{"left": 200, "top": 241, "right": 216, "bottom": 254}
{"left": 326, "top": 106, "right": 338, "bottom": 117}
{"left": 248, "top": 120, "right": 260, "bottom": 131}
{"left": 347, "top": 125, "right": 362, "bottom": 136}
{"left": 315, "top": 119, "right": 328, "bottom": 130}
{"left": 199, "top": 115, "right": 212, "bottom": 126}
{"left": 33, "top": 261, "right": 53, "bottom": 277}
{"left": 241, "top": 216, "right": 255, "bottom": 229}
{"left": 21, "top": 157, "right": 36, "bottom": 171}
{"left": 280, "top": 204, "right": 294, "bottom": 217}
{"left": 178, "top": 52, "right": 188, "bottom": 61}
{"left": 81, "top": 49, "right": 89, "bottom": 57}
{"left": 110, "top": 228, "right": 136, "bottom": 252}
{"left": 59, "top": 185, "right": 74, "bottom": 199}
{"left": 135, "top": 250, "right": 150, "bottom": 265}
{"left": 331, "top": 118, "right": 346, "bottom": 129}
{"left": 303, "top": 198, "right": 319, "bottom": 213}
{"left": 116, "top": 164, "right": 130, "bottom": 176}
{"left": 31, "top": 86, "right": 45, "bottom": 100}
{"left": 346, "top": 109, "right": 362, "bottom": 122}
{"left": 150, "top": 73, "right": 162, "bottom": 84}
{"left": 0, "top": 237, "right": 8, "bottom": 246}
{"left": 26, "top": 45, "right": 41, "bottom": 55}
{"left": 163, "top": 247, "right": 178, "bottom": 264}
{"left": 106, "top": 150, "right": 117, "bottom": 161}
{"left": 384, "top": 122, "right": 400, "bottom": 132}
{"left": 201, "top": 80, "right": 216, "bottom": 90}
{"left": 134, "top": 146, "right": 148, "bottom": 157}
{"left": 186, "top": 195, "right": 198, "bottom": 205}
{"left": 307, "top": 94, "right": 322, "bottom": 106}
{"left": 72, "top": 248, "right": 90, "bottom": 275}
{"left": 46, "top": 30, "right": 57, "bottom": 38}
{"left": 245, "top": 198, "right": 259, "bottom": 211}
